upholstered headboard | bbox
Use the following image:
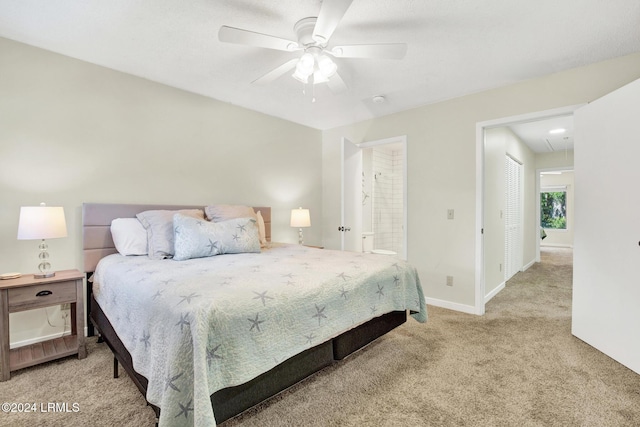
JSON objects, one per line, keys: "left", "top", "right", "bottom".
{"left": 82, "top": 203, "right": 271, "bottom": 272}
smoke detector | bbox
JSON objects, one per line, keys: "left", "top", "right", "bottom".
{"left": 372, "top": 95, "right": 386, "bottom": 104}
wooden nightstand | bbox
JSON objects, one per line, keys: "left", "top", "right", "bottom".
{"left": 0, "top": 269, "right": 86, "bottom": 381}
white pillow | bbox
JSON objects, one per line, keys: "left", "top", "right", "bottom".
{"left": 111, "top": 218, "right": 148, "bottom": 256}
{"left": 136, "top": 209, "right": 205, "bottom": 259}
{"left": 256, "top": 210, "right": 267, "bottom": 247}
{"left": 205, "top": 204, "right": 256, "bottom": 222}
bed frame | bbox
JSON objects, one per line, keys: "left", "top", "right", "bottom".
{"left": 82, "top": 203, "right": 406, "bottom": 424}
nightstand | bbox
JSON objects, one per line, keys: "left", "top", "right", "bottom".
{"left": 0, "top": 269, "right": 86, "bottom": 381}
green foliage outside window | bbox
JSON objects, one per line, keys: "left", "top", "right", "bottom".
{"left": 541, "top": 191, "right": 566, "bottom": 229}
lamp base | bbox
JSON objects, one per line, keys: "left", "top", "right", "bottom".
{"left": 34, "top": 272, "right": 55, "bottom": 279}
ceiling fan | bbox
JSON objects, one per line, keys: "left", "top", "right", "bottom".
{"left": 218, "top": 0, "right": 407, "bottom": 95}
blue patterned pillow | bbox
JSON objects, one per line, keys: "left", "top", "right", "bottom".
{"left": 173, "top": 214, "right": 261, "bottom": 261}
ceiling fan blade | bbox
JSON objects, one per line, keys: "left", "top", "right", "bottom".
{"left": 332, "top": 43, "right": 407, "bottom": 59}
{"left": 252, "top": 58, "right": 299, "bottom": 85}
{"left": 312, "top": 0, "right": 354, "bottom": 44}
{"left": 219, "top": 26, "right": 298, "bottom": 52}
{"left": 326, "top": 71, "right": 348, "bottom": 93}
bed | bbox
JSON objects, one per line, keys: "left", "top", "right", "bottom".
{"left": 82, "top": 203, "right": 427, "bottom": 426}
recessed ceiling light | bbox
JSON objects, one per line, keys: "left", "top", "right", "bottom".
{"left": 549, "top": 128, "right": 566, "bottom": 134}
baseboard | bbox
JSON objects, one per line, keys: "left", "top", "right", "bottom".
{"left": 541, "top": 243, "right": 573, "bottom": 248}
{"left": 426, "top": 297, "right": 477, "bottom": 315}
{"left": 523, "top": 259, "right": 535, "bottom": 271}
{"left": 484, "top": 282, "right": 505, "bottom": 304}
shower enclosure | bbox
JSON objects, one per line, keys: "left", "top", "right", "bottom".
{"left": 362, "top": 142, "right": 405, "bottom": 258}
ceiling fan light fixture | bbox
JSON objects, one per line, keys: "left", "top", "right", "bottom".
{"left": 317, "top": 55, "right": 337, "bottom": 78}
{"left": 299, "top": 52, "right": 314, "bottom": 69}
{"left": 292, "top": 53, "right": 315, "bottom": 83}
{"left": 219, "top": 0, "right": 407, "bottom": 96}
{"left": 313, "top": 70, "right": 329, "bottom": 84}
{"left": 292, "top": 68, "right": 309, "bottom": 84}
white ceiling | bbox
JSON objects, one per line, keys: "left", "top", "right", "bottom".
{"left": 1, "top": 0, "right": 639, "bottom": 130}
{"left": 509, "top": 115, "right": 574, "bottom": 154}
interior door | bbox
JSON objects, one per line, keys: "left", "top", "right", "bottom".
{"left": 572, "top": 78, "right": 640, "bottom": 374}
{"left": 341, "top": 137, "right": 362, "bottom": 252}
{"left": 504, "top": 155, "right": 523, "bottom": 281}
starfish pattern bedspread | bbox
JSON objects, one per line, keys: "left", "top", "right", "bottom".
{"left": 93, "top": 243, "right": 427, "bottom": 426}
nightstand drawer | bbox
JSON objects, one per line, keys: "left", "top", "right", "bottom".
{"left": 8, "top": 281, "right": 76, "bottom": 312}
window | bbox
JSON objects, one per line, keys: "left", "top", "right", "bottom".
{"left": 540, "top": 189, "right": 567, "bottom": 229}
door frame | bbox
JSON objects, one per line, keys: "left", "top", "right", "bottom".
{"left": 341, "top": 135, "right": 408, "bottom": 259}
{"left": 536, "top": 166, "right": 574, "bottom": 261}
{"left": 475, "top": 105, "right": 583, "bottom": 315}
{"left": 340, "top": 137, "right": 361, "bottom": 252}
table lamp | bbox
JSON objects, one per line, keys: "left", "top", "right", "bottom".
{"left": 290, "top": 207, "right": 311, "bottom": 245}
{"left": 17, "top": 203, "right": 68, "bottom": 278}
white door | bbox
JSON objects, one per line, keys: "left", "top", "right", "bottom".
{"left": 572, "top": 78, "right": 640, "bottom": 374}
{"left": 341, "top": 137, "right": 362, "bottom": 252}
{"left": 504, "top": 155, "right": 523, "bottom": 280}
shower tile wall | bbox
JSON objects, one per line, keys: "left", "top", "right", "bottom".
{"left": 372, "top": 146, "right": 403, "bottom": 256}
{"left": 391, "top": 149, "right": 403, "bottom": 254}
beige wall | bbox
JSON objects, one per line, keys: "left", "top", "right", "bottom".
{"left": 536, "top": 150, "right": 574, "bottom": 170}
{"left": 322, "top": 52, "right": 640, "bottom": 312}
{"left": 0, "top": 38, "right": 322, "bottom": 344}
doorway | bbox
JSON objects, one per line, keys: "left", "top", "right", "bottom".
{"left": 475, "top": 105, "right": 581, "bottom": 314}
{"left": 341, "top": 135, "right": 407, "bottom": 259}
{"left": 538, "top": 168, "right": 575, "bottom": 255}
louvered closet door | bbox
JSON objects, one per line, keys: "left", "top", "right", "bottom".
{"left": 504, "top": 155, "right": 523, "bottom": 281}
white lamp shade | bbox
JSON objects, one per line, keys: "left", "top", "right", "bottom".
{"left": 290, "top": 208, "right": 311, "bottom": 228}
{"left": 17, "top": 206, "right": 68, "bottom": 240}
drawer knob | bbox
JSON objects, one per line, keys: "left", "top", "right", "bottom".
{"left": 35, "top": 290, "right": 53, "bottom": 297}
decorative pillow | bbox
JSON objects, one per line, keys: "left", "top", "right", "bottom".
{"left": 255, "top": 210, "right": 268, "bottom": 248}
{"left": 110, "top": 218, "right": 148, "bottom": 256}
{"left": 173, "top": 214, "right": 261, "bottom": 261}
{"left": 136, "top": 209, "right": 204, "bottom": 259}
{"left": 204, "top": 204, "right": 256, "bottom": 222}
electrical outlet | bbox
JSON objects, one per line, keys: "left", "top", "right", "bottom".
{"left": 447, "top": 209, "right": 454, "bottom": 220}
{"left": 446, "top": 276, "right": 453, "bottom": 286}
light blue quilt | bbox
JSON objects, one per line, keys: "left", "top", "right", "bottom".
{"left": 93, "top": 243, "right": 427, "bottom": 426}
